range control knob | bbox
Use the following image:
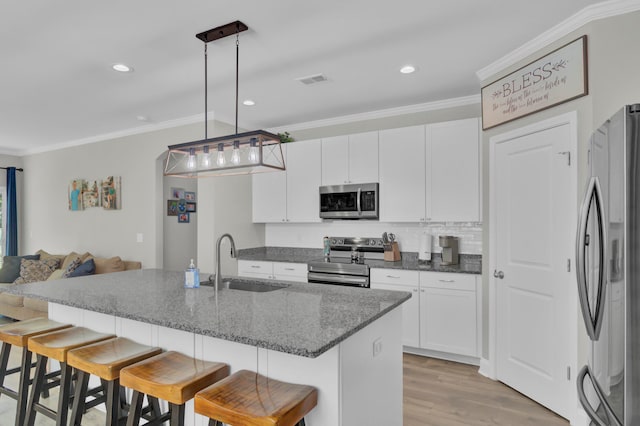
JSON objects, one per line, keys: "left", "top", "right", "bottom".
{"left": 377, "top": 240, "right": 383, "bottom": 245}
{"left": 369, "top": 239, "right": 376, "bottom": 245}
{"left": 331, "top": 239, "right": 337, "bottom": 244}
{"left": 337, "top": 239, "right": 343, "bottom": 245}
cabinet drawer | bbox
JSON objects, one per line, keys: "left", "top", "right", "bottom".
{"left": 273, "top": 262, "right": 307, "bottom": 277}
{"left": 237, "top": 260, "right": 273, "bottom": 276}
{"left": 371, "top": 269, "right": 419, "bottom": 287}
{"left": 419, "top": 272, "right": 476, "bottom": 291}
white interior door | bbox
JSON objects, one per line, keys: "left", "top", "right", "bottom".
{"left": 493, "top": 119, "right": 574, "bottom": 419}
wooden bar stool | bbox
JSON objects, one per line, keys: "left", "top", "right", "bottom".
{"left": 0, "top": 318, "right": 72, "bottom": 426}
{"left": 67, "top": 337, "right": 163, "bottom": 425}
{"left": 194, "top": 370, "right": 318, "bottom": 426}
{"left": 120, "top": 351, "right": 230, "bottom": 426}
{"left": 25, "top": 326, "right": 115, "bottom": 426}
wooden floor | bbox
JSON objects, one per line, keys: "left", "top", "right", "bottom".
{"left": 404, "top": 354, "right": 569, "bottom": 426}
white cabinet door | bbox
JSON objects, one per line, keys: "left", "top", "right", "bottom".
{"left": 379, "top": 126, "right": 426, "bottom": 222}
{"left": 237, "top": 260, "right": 273, "bottom": 279}
{"left": 348, "top": 131, "right": 378, "bottom": 184}
{"left": 427, "top": 118, "right": 480, "bottom": 222}
{"left": 252, "top": 145, "right": 287, "bottom": 223}
{"left": 370, "top": 282, "right": 419, "bottom": 348}
{"left": 321, "top": 135, "right": 349, "bottom": 186}
{"left": 286, "top": 140, "right": 322, "bottom": 222}
{"left": 419, "top": 272, "right": 477, "bottom": 357}
{"left": 272, "top": 262, "right": 308, "bottom": 282}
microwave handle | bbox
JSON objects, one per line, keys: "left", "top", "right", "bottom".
{"left": 357, "top": 187, "right": 361, "bottom": 214}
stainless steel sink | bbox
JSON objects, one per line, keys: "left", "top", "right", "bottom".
{"left": 200, "top": 277, "right": 289, "bottom": 293}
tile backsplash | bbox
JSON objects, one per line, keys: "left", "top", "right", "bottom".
{"left": 265, "top": 222, "right": 482, "bottom": 254}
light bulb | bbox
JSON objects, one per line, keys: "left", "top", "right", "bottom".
{"left": 187, "top": 147, "right": 196, "bottom": 169}
{"left": 231, "top": 140, "right": 241, "bottom": 165}
{"left": 248, "top": 138, "right": 259, "bottom": 164}
{"left": 216, "top": 143, "right": 226, "bottom": 167}
{"left": 201, "top": 145, "right": 211, "bottom": 168}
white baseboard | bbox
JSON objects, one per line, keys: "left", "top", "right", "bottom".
{"left": 403, "top": 347, "right": 480, "bottom": 366}
{"left": 478, "top": 357, "right": 496, "bottom": 380}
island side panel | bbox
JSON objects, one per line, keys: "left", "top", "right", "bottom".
{"left": 340, "top": 306, "right": 403, "bottom": 425}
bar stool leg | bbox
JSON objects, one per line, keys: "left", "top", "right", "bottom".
{"left": 126, "top": 390, "right": 144, "bottom": 426}
{"left": 207, "top": 420, "right": 224, "bottom": 426}
{"left": 170, "top": 402, "right": 185, "bottom": 426}
{"left": 15, "top": 347, "right": 33, "bottom": 426}
{"left": 56, "top": 362, "right": 73, "bottom": 426}
{"left": 25, "top": 354, "right": 47, "bottom": 426}
{"left": 105, "top": 378, "right": 120, "bottom": 425}
{"left": 69, "top": 369, "right": 90, "bottom": 426}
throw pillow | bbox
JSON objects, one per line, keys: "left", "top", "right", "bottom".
{"left": 61, "top": 252, "right": 92, "bottom": 271}
{"left": 0, "top": 255, "right": 40, "bottom": 283}
{"left": 67, "top": 259, "right": 95, "bottom": 278}
{"left": 36, "top": 249, "right": 67, "bottom": 265}
{"left": 47, "top": 269, "right": 65, "bottom": 281}
{"left": 62, "top": 257, "right": 82, "bottom": 278}
{"left": 92, "top": 256, "right": 125, "bottom": 274}
{"left": 13, "top": 258, "right": 60, "bottom": 284}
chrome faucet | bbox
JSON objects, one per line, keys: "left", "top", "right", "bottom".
{"left": 215, "top": 233, "right": 237, "bottom": 297}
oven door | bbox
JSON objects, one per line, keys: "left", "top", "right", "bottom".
{"left": 307, "top": 271, "right": 370, "bottom": 288}
{"left": 319, "top": 183, "right": 378, "bottom": 219}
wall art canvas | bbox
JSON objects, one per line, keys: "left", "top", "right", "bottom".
{"left": 68, "top": 179, "right": 85, "bottom": 211}
{"left": 171, "top": 187, "right": 185, "bottom": 200}
{"left": 167, "top": 200, "right": 179, "bottom": 216}
{"left": 178, "top": 213, "right": 190, "bottom": 223}
{"left": 186, "top": 202, "right": 197, "bottom": 213}
{"left": 82, "top": 180, "right": 101, "bottom": 208}
{"left": 184, "top": 191, "right": 196, "bottom": 202}
{"left": 101, "top": 176, "right": 121, "bottom": 210}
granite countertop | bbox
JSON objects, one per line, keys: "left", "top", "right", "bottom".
{"left": 238, "top": 247, "right": 482, "bottom": 275}
{"left": 5, "top": 269, "right": 410, "bottom": 358}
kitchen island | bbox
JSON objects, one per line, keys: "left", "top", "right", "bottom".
{"left": 6, "top": 269, "right": 410, "bottom": 426}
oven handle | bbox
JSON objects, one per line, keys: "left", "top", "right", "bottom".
{"left": 357, "top": 187, "right": 362, "bottom": 215}
{"left": 308, "top": 272, "right": 369, "bottom": 287}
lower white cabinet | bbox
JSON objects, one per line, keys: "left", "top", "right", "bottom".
{"left": 370, "top": 268, "right": 479, "bottom": 359}
{"left": 238, "top": 260, "right": 308, "bottom": 282}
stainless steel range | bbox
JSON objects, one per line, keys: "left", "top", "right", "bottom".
{"left": 307, "top": 236, "right": 385, "bottom": 288}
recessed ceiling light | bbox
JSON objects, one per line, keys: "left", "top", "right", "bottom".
{"left": 400, "top": 65, "right": 416, "bottom": 74}
{"left": 112, "top": 63, "right": 133, "bottom": 73}
{"left": 243, "top": 99, "right": 255, "bottom": 106}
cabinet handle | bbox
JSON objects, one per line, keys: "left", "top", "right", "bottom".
{"left": 420, "top": 218, "right": 425, "bottom": 221}
{"left": 386, "top": 275, "right": 400, "bottom": 279}
{"left": 281, "top": 219, "right": 286, "bottom": 222}
{"left": 438, "top": 279, "right": 455, "bottom": 283}
{"left": 426, "top": 217, "right": 431, "bottom": 221}
{"left": 251, "top": 266, "right": 261, "bottom": 269}
{"left": 284, "top": 268, "right": 295, "bottom": 271}
{"left": 412, "top": 289, "right": 418, "bottom": 292}
{"left": 421, "top": 289, "right": 425, "bottom": 292}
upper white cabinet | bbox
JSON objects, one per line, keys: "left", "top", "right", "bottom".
{"left": 322, "top": 131, "right": 378, "bottom": 185}
{"left": 252, "top": 140, "right": 322, "bottom": 223}
{"left": 286, "top": 139, "right": 322, "bottom": 222}
{"left": 379, "top": 126, "right": 426, "bottom": 222}
{"left": 252, "top": 147, "right": 287, "bottom": 223}
{"left": 427, "top": 118, "right": 481, "bottom": 222}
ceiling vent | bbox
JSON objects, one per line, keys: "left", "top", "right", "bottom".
{"left": 296, "top": 73, "right": 328, "bottom": 85}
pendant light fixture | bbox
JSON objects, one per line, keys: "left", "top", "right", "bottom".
{"left": 164, "top": 21, "right": 285, "bottom": 178}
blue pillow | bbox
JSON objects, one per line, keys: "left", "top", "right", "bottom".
{"left": 67, "top": 259, "right": 95, "bottom": 278}
{"left": 0, "top": 255, "right": 40, "bottom": 283}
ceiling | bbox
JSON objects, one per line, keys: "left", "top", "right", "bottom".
{"left": 0, "top": 0, "right": 605, "bottom": 155}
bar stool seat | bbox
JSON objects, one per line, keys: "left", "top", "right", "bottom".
{"left": 67, "top": 337, "right": 163, "bottom": 425}
{"left": 25, "top": 326, "right": 115, "bottom": 426}
{"left": 194, "top": 370, "right": 318, "bottom": 426}
{"left": 0, "top": 318, "right": 72, "bottom": 426}
{"left": 120, "top": 351, "right": 230, "bottom": 426}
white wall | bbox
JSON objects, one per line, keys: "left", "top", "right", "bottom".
{"left": 163, "top": 175, "right": 197, "bottom": 271}
{"left": 20, "top": 119, "right": 242, "bottom": 268}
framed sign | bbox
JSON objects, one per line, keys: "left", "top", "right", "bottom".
{"left": 481, "top": 35, "right": 588, "bottom": 130}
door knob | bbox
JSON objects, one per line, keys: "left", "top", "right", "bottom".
{"left": 493, "top": 270, "right": 504, "bottom": 279}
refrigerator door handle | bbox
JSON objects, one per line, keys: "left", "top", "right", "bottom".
{"left": 576, "top": 176, "right": 608, "bottom": 340}
{"left": 577, "top": 365, "right": 622, "bottom": 426}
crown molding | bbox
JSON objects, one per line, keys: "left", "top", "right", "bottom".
{"left": 21, "top": 112, "right": 214, "bottom": 156}
{"left": 476, "top": 0, "right": 640, "bottom": 82}
{"left": 268, "top": 95, "right": 481, "bottom": 133}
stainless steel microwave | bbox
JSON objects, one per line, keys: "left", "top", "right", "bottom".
{"left": 319, "top": 183, "right": 379, "bottom": 219}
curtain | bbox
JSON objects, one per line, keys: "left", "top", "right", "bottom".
{"left": 5, "top": 167, "right": 17, "bottom": 256}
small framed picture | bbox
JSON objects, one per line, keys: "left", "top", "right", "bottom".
{"left": 171, "top": 187, "right": 185, "bottom": 199}
{"left": 185, "top": 191, "right": 196, "bottom": 202}
{"left": 178, "top": 213, "right": 190, "bottom": 223}
{"left": 167, "top": 200, "right": 179, "bottom": 216}
{"left": 186, "top": 202, "right": 197, "bottom": 212}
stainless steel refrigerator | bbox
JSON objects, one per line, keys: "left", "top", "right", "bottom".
{"left": 576, "top": 104, "right": 640, "bottom": 425}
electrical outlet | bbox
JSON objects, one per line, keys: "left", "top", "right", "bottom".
{"left": 373, "top": 338, "right": 383, "bottom": 357}
{"left": 136, "top": 233, "right": 144, "bottom": 243}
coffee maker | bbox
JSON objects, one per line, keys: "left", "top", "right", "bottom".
{"left": 439, "top": 235, "right": 459, "bottom": 265}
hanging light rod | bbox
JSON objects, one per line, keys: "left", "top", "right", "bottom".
{"left": 195, "top": 20, "right": 248, "bottom": 43}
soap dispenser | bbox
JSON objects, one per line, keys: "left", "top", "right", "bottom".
{"left": 185, "top": 259, "right": 200, "bottom": 288}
